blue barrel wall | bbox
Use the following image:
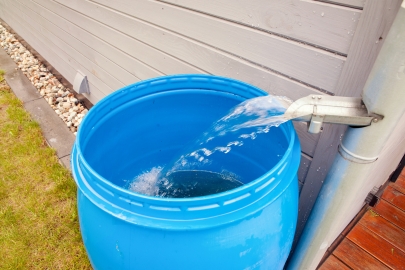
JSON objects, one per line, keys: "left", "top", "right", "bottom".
{"left": 71, "top": 75, "right": 301, "bottom": 270}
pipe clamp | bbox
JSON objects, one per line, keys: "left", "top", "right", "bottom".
{"left": 338, "top": 143, "right": 378, "bottom": 164}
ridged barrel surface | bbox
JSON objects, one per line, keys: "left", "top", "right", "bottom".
{"left": 71, "top": 75, "right": 301, "bottom": 270}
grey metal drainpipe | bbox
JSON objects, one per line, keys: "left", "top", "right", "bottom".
{"left": 287, "top": 2, "right": 405, "bottom": 269}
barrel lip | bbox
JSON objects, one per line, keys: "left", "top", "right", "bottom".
{"left": 72, "top": 74, "right": 300, "bottom": 228}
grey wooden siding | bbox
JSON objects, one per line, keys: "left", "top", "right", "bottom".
{"left": 0, "top": 0, "right": 401, "bottom": 239}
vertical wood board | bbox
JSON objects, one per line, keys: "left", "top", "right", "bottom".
{"left": 293, "top": 121, "right": 320, "bottom": 157}
{"left": 335, "top": 0, "right": 402, "bottom": 97}
{"left": 294, "top": 0, "right": 403, "bottom": 252}
{"left": 294, "top": 124, "right": 347, "bottom": 244}
{"left": 299, "top": 154, "right": 312, "bottom": 182}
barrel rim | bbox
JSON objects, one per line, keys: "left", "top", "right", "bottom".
{"left": 72, "top": 74, "right": 300, "bottom": 228}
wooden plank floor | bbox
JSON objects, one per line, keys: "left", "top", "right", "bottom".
{"left": 318, "top": 167, "right": 405, "bottom": 270}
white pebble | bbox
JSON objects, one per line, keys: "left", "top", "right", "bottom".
{"left": 0, "top": 25, "right": 88, "bottom": 136}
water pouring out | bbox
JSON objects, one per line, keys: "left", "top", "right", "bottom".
{"left": 128, "top": 95, "right": 294, "bottom": 198}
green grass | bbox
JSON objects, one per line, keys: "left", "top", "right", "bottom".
{"left": 0, "top": 69, "right": 5, "bottom": 82}
{"left": 0, "top": 74, "right": 91, "bottom": 269}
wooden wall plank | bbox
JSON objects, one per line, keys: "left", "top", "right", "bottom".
{"left": 315, "top": 0, "right": 365, "bottom": 9}
{"left": 335, "top": 0, "right": 402, "bottom": 97}
{"left": 34, "top": 1, "right": 206, "bottom": 77}
{"left": 6, "top": 0, "right": 316, "bottom": 181}
{"left": 318, "top": 255, "right": 350, "bottom": 270}
{"left": 14, "top": 0, "right": 136, "bottom": 91}
{"left": 81, "top": 0, "right": 346, "bottom": 93}
{"left": 0, "top": 1, "right": 4, "bottom": 19}
{"left": 293, "top": 121, "right": 320, "bottom": 157}
{"left": 294, "top": 124, "right": 347, "bottom": 245}
{"left": 7, "top": 1, "right": 114, "bottom": 97}
{"left": 0, "top": 5, "right": 72, "bottom": 82}
{"left": 3, "top": 1, "right": 108, "bottom": 104}
{"left": 159, "top": 0, "right": 360, "bottom": 54}
{"left": 333, "top": 238, "right": 390, "bottom": 270}
{"left": 30, "top": 0, "right": 321, "bottom": 156}
{"left": 32, "top": 0, "right": 321, "bottom": 99}
{"left": 1, "top": 0, "right": 321, "bottom": 158}
{"left": 20, "top": 0, "right": 162, "bottom": 81}
{"left": 347, "top": 224, "right": 405, "bottom": 269}
{"left": 293, "top": 0, "right": 402, "bottom": 249}
{"left": 83, "top": 82, "right": 105, "bottom": 105}
{"left": 16, "top": 0, "right": 139, "bottom": 86}
{"left": 299, "top": 154, "right": 312, "bottom": 182}
{"left": 12, "top": 1, "right": 125, "bottom": 93}
{"left": 48, "top": 0, "right": 333, "bottom": 98}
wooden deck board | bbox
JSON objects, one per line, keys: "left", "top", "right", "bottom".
{"left": 347, "top": 224, "right": 405, "bottom": 269}
{"left": 382, "top": 185, "right": 405, "bottom": 212}
{"left": 374, "top": 199, "right": 405, "bottom": 231}
{"left": 390, "top": 182, "right": 405, "bottom": 196}
{"left": 359, "top": 209, "right": 405, "bottom": 253}
{"left": 318, "top": 255, "right": 351, "bottom": 270}
{"left": 321, "top": 162, "right": 405, "bottom": 269}
{"left": 333, "top": 238, "right": 390, "bottom": 270}
{"left": 396, "top": 173, "right": 405, "bottom": 188}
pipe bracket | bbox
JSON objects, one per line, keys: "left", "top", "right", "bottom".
{"left": 338, "top": 143, "right": 378, "bottom": 164}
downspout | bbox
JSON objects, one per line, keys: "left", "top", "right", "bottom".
{"left": 287, "top": 2, "right": 405, "bottom": 269}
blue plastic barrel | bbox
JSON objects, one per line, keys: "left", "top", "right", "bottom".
{"left": 71, "top": 74, "right": 300, "bottom": 270}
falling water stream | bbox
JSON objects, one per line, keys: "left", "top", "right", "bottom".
{"left": 127, "top": 95, "right": 294, "bottom": 198}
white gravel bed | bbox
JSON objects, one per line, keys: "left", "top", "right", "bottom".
{"left": 0, "top": 23, "right": 88, "bottom": 135}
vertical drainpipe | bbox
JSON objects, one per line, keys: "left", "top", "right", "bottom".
{"left": 288, "top": 2, "right": 405, "bottom": 269}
